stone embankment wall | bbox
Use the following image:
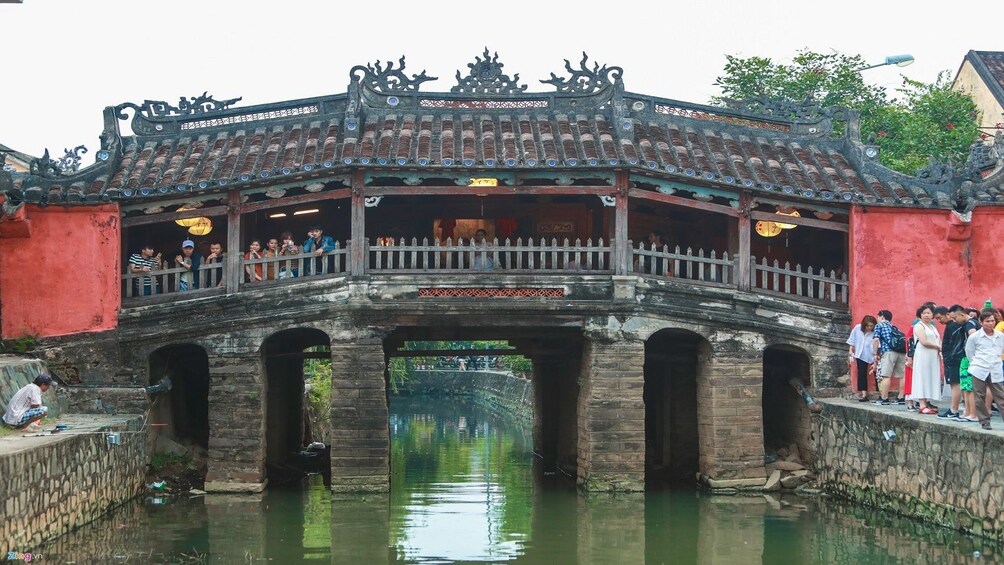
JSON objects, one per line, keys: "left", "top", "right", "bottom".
{"left": 0, "top": 415, "right": 147, "bottom": 552}
{"left": 395, "top": 370, "right": 532, "bottom": 422}
{"left": 814, "top": 399, "right": 1004, "bottom": 542}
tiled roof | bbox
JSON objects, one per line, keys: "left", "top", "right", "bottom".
{"left": 969, "top": 51, "right": 1004, "bottom": 107}
{"left": 3, "top": 52, "right": 985, "bottom": 209}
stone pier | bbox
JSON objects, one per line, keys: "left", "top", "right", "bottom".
{"left": 204, "top": 337, "right": 267, "bottom": 493}
{"left": 576, "top": 333, "right": 646, "bottom": 492}
{"left": 329, "top": 336, "right": 390, "bottom": 493}
{"left": 697, "top": 348, "right": 767, "bottom": 487}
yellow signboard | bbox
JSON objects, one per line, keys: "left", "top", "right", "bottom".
{"left": 468, "top": 178, "right": 499, "bottom": 187}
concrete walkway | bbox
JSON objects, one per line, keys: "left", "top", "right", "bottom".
{"left": 0, "top": 413, "right": 144, "bottom": 456}
{"left": 820, "top": 397, "right": 1004, "bottom": 437}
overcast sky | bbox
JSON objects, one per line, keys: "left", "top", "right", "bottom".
{"left": 1, "top": 0, "right": 996, "bottom": 158}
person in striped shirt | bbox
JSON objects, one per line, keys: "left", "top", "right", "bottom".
{"left": 128, "top": 244, "right": 161, "bottom": 296}
{"left": 3, "top": 375, "right": 52, "bottom": 429}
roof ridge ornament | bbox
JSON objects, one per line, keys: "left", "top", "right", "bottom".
{"left": 915, "top": 156, "right": 956, "bottom": 189}
{"left": 540, "top": 52, "right": 623, "bottom": 94}
{"left": 349, "top": 56, "right": 437, "bottom": 93}
{"left": 29, "top": 146, "right": 87, "bottom": 178}
{"left": 452, "top": 48, "right": 527, "bottom": 95}
{"left": 724, "top": 95, "right": 835, "bottom": 123}
{"left": 114, "top": 92, "right": 243, "bottom": 120}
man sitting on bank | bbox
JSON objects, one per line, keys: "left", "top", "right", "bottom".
{"left": 3, "top": 375, "right": 52, "bottom": 430}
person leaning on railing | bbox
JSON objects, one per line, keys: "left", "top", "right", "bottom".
{"left": 262, "top": 238, "right": 279, "bottom": 280}
{"left": 174, "top": 239, "right": 202, "bottom": 291}
{"left": 302, "top": 225, "right": 336, "bottom": 275}
{"left": 278, "top": 231, "right": 301, "bottom": 278}
{"left": 128, "top": 244, "right": 162, "bottom": 296}
{"left": 203, "top": 242, "right": 226, "bottom": 287}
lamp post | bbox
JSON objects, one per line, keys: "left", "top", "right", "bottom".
{"left": 858, "top": 54, "right": 914, "bottom": 72}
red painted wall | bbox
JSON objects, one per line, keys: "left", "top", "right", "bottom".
{"left": 1, "top": 204, "right": 121, "bottom": 338}
{"left": 850, "top": 206, "right": 1004, "bottom": 325}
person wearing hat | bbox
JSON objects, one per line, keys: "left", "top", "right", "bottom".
{"left": 174, "top": 239, "right": 203, "bottom": 291}
{"left": 3, "top": 375, "right": 52, "bottom": 430}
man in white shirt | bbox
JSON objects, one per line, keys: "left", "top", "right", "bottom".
{"left": 3, "top": 374, "right": 52, "bottom": 429}
{"left": 964, "top": 311, "right": 1004, "bottom": 430}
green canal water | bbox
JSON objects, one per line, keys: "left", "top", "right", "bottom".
{"left": 40, "top": 398, "right": 995, "bottom": 564}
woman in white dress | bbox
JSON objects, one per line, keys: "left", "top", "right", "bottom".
{"left": 910, "top": 304, "right": 943, "bottom": 414}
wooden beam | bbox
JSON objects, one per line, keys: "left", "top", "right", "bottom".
{"left": 615, "top": 172, "right": 629, "bottom": 275}
{"left": 241, "top": 188, "right": 352, "bottom": 214}
{"left": 350, "top": 171, "right": 366, "bottom": 276}
{"left": 628, "top": 188, "right": 739, "bottom": 217}
{"left": 750, "top": 210, "right": 848, "bottom": 232}
{"left": 737, "top": 191, "right": 751, "bottom": 291}
{"left": 123, "top": 205, "right": 228, "bottom": 228}
{"left": 365, "top": 185, "right": 616, "bottom": 197}
{"left": 225, "top": 189, "right": 242, "bottom": 294}
{"left": 270, "top": 351, "right": 332, "bottom": 359}
{"left": 387, "top": 348, "right": 524, "bottom": 357}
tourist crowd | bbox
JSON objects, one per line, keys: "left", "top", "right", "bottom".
{"left": 847, "top": 303, "right": 1004, "bottom": 430}
{"left": 127, "top": 226, "right": 338, "bottom": 294}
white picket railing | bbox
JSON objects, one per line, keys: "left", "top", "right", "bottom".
{"left": 122, "top": 264, "right": 224, "bottom": 298}
{"left": 367, "top": 237, "right": 612, "bottom": 273}
{"left": 241, "top": 244, "right": 350, "bottom": 283}
{"left": 750, "top": 256, "right": 848, "bottom": 304}
{"left": 122, "top": 239, "right": 848, "bottom": 306}
{"left": 630, "top": 243, "right": 735, "bottom": 286}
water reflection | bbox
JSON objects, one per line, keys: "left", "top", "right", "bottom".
{"left": 39, "top": 398, "right": 998, "bottom": 564}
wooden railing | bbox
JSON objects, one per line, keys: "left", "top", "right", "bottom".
{"left": 630, "top": 243, "right": 735, "bottom": 286}
{"left": 241, "top": 245, "right": 350, "bottom": 284}
{"left": 751, "top": 256, "right": 848, "bottom": 304}
{"left": 122, "top": 264, "right": 224, "bottom": 298}
{"left": 366, "top": 237, "right": 612, "bottom": 273}
{"left": 121, "top": 239, "right": 847, "bottom": 306}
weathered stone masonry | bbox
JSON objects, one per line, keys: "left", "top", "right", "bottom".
{"left": 698, "top": 350, "right": 767, "bottom": 484}
{"left": 0, "top": 415, "right": 146, "bottom": 553}
{"left": 814, "top": 399, "right": 1004, "bottom": 543}
{"left": 329, "top": 336, "right": 390, "bottom": 493}
{"left": 577, "top": 333, "right": 646, "bottom": 492}
{"left": 203, "top": 333, "right": 267, "bottom": 493}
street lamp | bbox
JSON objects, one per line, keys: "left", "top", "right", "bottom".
{"left": 858, "top": 54, "right": 915, "bottom": 72}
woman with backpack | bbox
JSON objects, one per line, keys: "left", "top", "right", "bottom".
{"left": 872, "top": 310, "right": 908, "bottom": 405}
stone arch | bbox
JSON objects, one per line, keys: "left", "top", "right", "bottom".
{"left": 761, "top": 343, "right": 814, "bottom": 467}
{"left": 148, "top": 343, "right": 210, "bottom": 451}
{"left": 260, "top": 327, "right": 332, "bottom": 482}
{"left": 644, "top": 327, "right": 711, "bottom": 485}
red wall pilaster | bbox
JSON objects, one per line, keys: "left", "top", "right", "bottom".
{"left": 1, "top": 204, "right": 120, "bottom": 338}
{"left": 850, "top": 206, "right": 1004, "bottom": 325}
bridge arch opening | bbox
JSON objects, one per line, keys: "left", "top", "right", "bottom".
{"left": 383, "top": 327, "right": 582, "bottom": 482}
{"left": 148, "top": 343, "right": 210, "bottom": 452}
{"left": 262, "top": 327, "right": 331, "bottom": 483}
{"left": 644, "top": 328, "right": 708, "bottom": 486}
{"left": 762, "top": 345, "right": 813, "bottom": 467}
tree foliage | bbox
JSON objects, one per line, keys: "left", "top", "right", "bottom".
{"left": 713, "top": 50, "right": 981, "bottom": 175}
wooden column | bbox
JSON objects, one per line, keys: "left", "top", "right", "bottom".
{"left": 614, "top": 171, "right": 629, "bottom": 275}
{"left": 350, "top": 170, "right": 366, "bottom": 276}
{"left": 225, "top": 188, "right": 242, "bottom": 294}
{"left": 737, "top": 191, "right": 751, "bottom": 291}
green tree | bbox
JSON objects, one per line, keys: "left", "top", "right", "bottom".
{"left": 713, "top": 50, "right": 980, "bottom": 175}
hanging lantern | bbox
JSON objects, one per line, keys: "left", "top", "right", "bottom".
{"left": 174, "top": 205, "right": 204, "bottom": 228}
{"left": 774, "top": 207, "right": 801, "bottom": 230}
{"left": 755, "top": 220, "right": 782, "bottom": 238}
{"left": 187, "top": 217, "right": 213, "bottom": 236}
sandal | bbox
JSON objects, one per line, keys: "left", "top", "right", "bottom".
{"left": 919, "top": 407, "right": 938, "bottom": 415}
